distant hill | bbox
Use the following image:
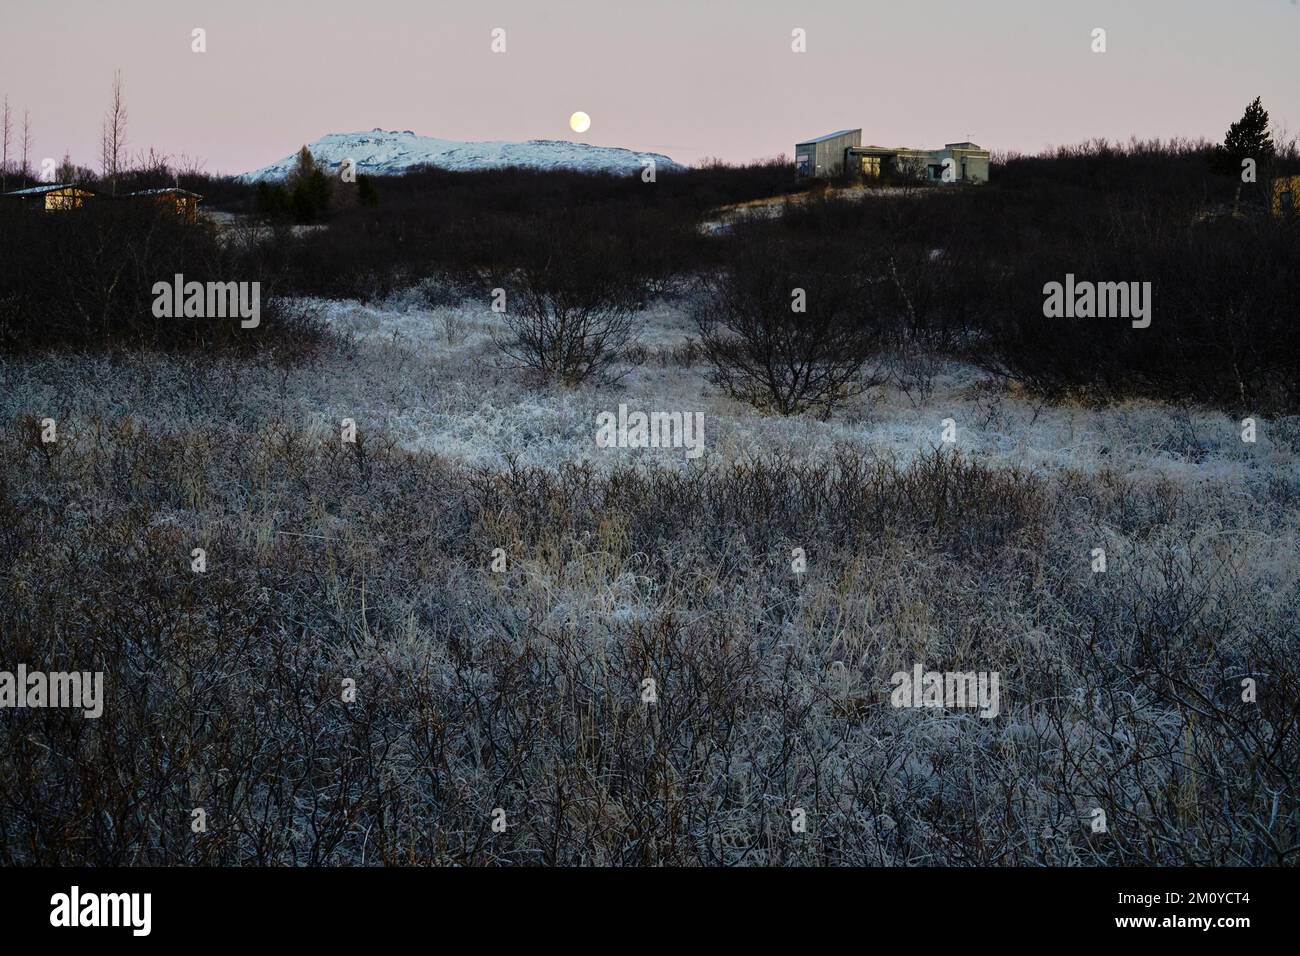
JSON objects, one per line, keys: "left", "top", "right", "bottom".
{"left": 238, "top": 129, "right": 681, "bottom": 181}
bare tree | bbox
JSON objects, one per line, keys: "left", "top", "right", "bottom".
{"left": 99, "top": 122, "right": 111, "bottom": 185}
{"left": 133, "top": 146, "right": 172, "bottom": 190}
{"left": 20, "top": 109, "right": 31, "bottom": 188}
{"left": 2, "top": 96, "right": 11, "bottom": 192}
{"left": 175, "top": 152, "right": 206, "bottom": 183}
{"left": 495, "top": 254, "right": 641, "bottom": 385}
{"left": 101, "top": 69, "right": 128, "bottom": 194}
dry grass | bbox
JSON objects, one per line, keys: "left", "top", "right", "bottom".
{"left": 2, "top": 408, "right": 1296, "bottom": 865}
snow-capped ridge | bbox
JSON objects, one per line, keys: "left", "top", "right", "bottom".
{"left": 240, "top": 129, "right": 681, "bottom": 181}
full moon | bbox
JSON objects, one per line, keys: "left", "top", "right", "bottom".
{"left": 569, "top": 111, "right": 591, "bottom": 134}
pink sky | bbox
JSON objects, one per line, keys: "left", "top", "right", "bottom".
{"left": 2, "top": 0, "right": 1298, "bottom": 176}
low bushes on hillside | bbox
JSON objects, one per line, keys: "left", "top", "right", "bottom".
{"left": 729, "top": 139, "right": 1300, "bottom": 412}
{"left": 9, "top": 138, "right": 1300, "bottom": 413}
{"left": 0, "top": 204, "right": 326, "bottom": 357}
{"left": 972, "top": 212, "right": 1300, "bottom": 410}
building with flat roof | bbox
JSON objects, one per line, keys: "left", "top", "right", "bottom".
{"left": 795, "top": 130, "right": 989, "bottom": 183}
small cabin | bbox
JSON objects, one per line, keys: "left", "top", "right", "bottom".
{"left": 126, "top": 187, "right": 203, "bottom": 223}
{"left": 0, "top": 183, "right": 96, "bottom": 211}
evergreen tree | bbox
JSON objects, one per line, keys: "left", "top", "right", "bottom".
{"left": 1219, "top": 97, "right": 1274, "bottom": 166}
{"left": 286, "top": 145, "right": 331, "bottom": 222}
{"left": 292, "top": 145, "right": 316, "bottom": 181}
{"left": 1211, "top": 98, "right": 1275, "bottom": 201}
{"left": 256, "top": 180, "right": 291, "bottom": 220}
{"left": 1210, "top": 98, "right": 1275, "bottom": 214}
{"left": 358, "top": 174, "right": 379, "bottom": 207}
{"left": 307, "top": 168, "right": 330, "bottom": 215}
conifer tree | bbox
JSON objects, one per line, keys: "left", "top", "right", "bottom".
{"left": 1211, "top": 97, "right": 1275, "bottom": 213}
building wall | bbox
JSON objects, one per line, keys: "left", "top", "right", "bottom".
{"left": 831, "top": 130, "right": 862, "bottom": 175}
{"left": 155, "top": 194, "right": 199, "bottom": 223}
{"left": 796, "top": 130, "right": 861, "bottom": 177}
{"left": 1273, "top": 176, "right": 1300, "bottom": 216}
{"left": 795, "top": 147, "right": 813, "bottom": 176}
{"left": 908, "top": 147, "right": 990, "bottom": 183}
{"left": 814, "top": 139, "right": 835, "bottom": 176}
{"left": 944, "top": 147, "right": 990, "bottom": 184}
{"left": 894, "top": 149, "right": 933, "bottom": 180}
{"left": 44, "top": 188, "right": 94, "bottom": 211}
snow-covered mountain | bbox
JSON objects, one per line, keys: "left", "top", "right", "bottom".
{"left": 239, "top": 129, "right": 681, "bottom": 181}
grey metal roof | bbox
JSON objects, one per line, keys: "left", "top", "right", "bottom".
{"left": 1, "top": 183, "right": 90, "bottom": 196}
{"left": 796, "top": 129, "right": 861, "bottom": 145}
{"left": 127, "top": 188, "right": 203, "bottom": 198}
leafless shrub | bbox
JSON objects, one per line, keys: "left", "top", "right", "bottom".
{"left": 438, "top": 309, "right": 469, "bottom": 347}
{"left": 660, "top": 339, "right": 703, "bottom": 368}
{"left": 490, "top": 220, "right": 643, "bottom": 386}
{"left": 693, "top": 236, "right": 887, "bottom": 417}
{"left": 3, "top": 412, "right": 1294, "bottom": 866}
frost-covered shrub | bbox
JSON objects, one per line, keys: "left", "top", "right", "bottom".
{"left": 694, "top": 235, "right": 887, "bottom": 417}
{"left": 2, "top": 415, "right": 1294, "bottom": 866}
{"left": 490, "top": 217, "right": 644, "bottom": 385}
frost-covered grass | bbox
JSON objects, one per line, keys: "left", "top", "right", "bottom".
{"left": 4, "top": 294, "right": 1296, "bottom": 484}
{"left": 1, "top": 293, "right": 1297, "bottom": 866}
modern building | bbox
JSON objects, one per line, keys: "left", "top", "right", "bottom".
{"left": 0, "top": 183, "right": 96, "bottom": 210}
{"left": 795, "top": 129, "right": 990, "bottom": 183}
{"left": 794, "top": 129, "right": 862, "bottom": 177}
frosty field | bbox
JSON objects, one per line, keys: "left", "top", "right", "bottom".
{"left": 7, "top": 293, "right": 1295, "bottom": 480}
{"left": 2, "top": 291, "right": 1296, "bottom": 866}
